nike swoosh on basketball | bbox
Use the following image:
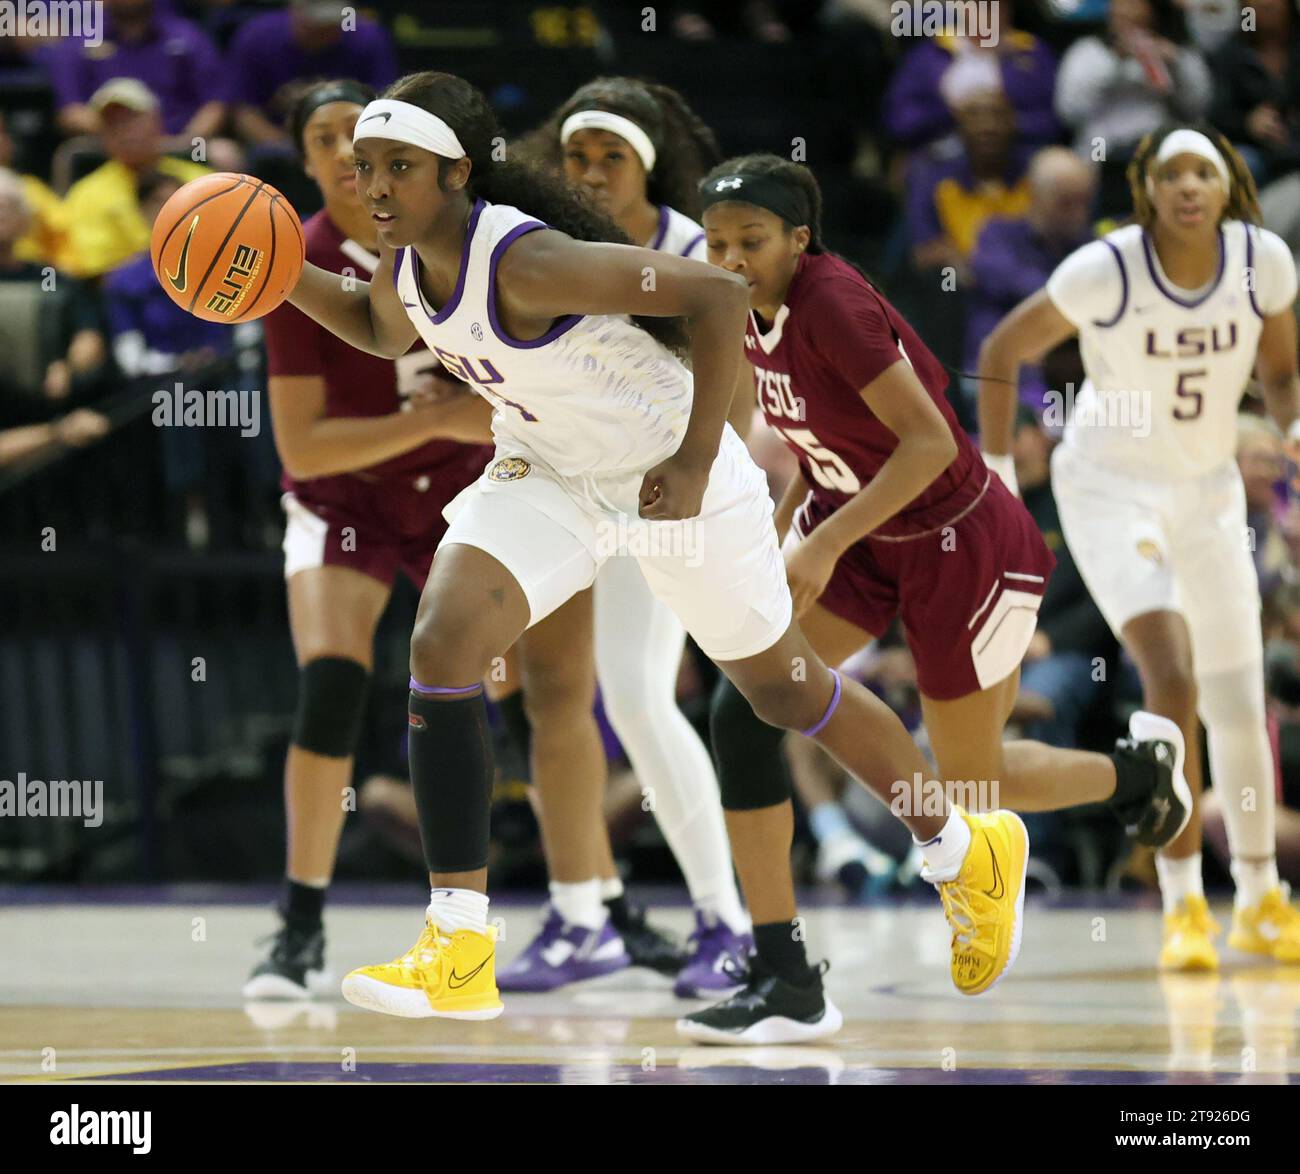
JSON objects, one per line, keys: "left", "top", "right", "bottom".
{"left": 166, "top": 215, "right": 199, "bottom": 292}
{"left": 983, "top": 831, "right": 1005, "bottom": 900}
{"left": 447, "top": 953, "right": 492, "bottom": 990}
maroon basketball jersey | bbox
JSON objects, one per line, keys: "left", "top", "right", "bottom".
{"left": 264, "top": 209, "right": 485, "bottom": 487}
{"left": 745, "top": 252, "right": 984, "bottom": 538}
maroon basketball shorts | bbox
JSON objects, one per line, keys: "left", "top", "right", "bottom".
{"left": 281, "top": 459, "right": 487, "bottom": 589}
{"left": 786, "top": 474, "right": 1056, "bottom": 700}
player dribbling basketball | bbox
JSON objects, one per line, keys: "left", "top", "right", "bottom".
{"left": 242, "top": 79, "right": 490, "bottom": 999}
{"left": 278, "top": 71, "right": 1048, "bottom": 1023}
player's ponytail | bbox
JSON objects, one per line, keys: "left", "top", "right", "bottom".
{"left": 1127, "top": 123, "right": 1262, "bottom": 229}
{"left": 526, "top": 78, "right": 722, "bottom": 218}
{"left": 382, "top": 72, "right": 688, "bottom": 355}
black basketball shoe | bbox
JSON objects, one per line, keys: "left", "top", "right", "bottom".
{"left": 1109, "top": 710, "right": 1193, "bottom": 848}
{"left": 676, "top": 955, "right": 843, "bottom": 1045}
{"left": 242, "top": 919, "right": 329, "bottom": 1000}
{"left": 606, "top": 899, "right": 688, "bottom": 976}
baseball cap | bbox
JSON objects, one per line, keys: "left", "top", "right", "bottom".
{"left": 90, "top": 78, "right": 159, "bottom": 115}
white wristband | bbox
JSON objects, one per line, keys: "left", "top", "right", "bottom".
{"left": 982, "top": 451, "right": 1019, "bottom": 497}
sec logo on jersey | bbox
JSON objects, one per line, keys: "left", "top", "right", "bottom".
{"left": 489, "top": 457, "right": 532, "bottom": 482}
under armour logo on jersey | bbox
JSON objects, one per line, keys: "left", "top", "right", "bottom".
{"left": 714, "top": 178, "right": 744, "bottom": 191}
{"left": 471, "top": 322, "right": 484, "bottom": 341}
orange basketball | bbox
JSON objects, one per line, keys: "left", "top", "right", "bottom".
{"left": 150, "top": 172, "right": 304, "bottom": 323}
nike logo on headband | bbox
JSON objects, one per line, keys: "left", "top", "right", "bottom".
{"left": 361, "top": 111, "right": 393, "bottom": 124}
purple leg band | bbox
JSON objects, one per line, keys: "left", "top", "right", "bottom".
{"left": 409, "top": 677, "right": 482, "bottom": 696}
{"left": 800, "top": 670, "right": 842, "bottom": 738}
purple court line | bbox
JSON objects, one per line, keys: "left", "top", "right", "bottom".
{"left": 0, "top": 883, "right": 1174, "bottom": 912}
{"left": 80, "top": 1060, "right": 1296, "bottom": 1086}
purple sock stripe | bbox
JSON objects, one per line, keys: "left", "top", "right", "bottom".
{"left": 800, "top": 670, "right": 842, "bottom": 738}
{"left": 409, "top": 677, "right": 482, "bottom": 696}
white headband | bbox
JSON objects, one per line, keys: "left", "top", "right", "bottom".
{"left": 352, "top": 99, "right": 466, "bottom": 159}
{"left": 560, "top": 109, "right": 657, "bottom": 173}
{"left": 1148, "top": 129, "right": 1231, "bottom": 195}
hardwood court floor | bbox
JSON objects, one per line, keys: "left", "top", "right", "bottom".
{"left": 2, "top": 891, "right": 1299, "bottom": 1084}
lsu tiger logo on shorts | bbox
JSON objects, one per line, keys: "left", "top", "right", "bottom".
{"left": 489, "top": 456, "right": 532, "bottom": 482}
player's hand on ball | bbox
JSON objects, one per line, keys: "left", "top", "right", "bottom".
{"left": 639, "top": 453, "right": 711, "bottom": 520}
{"left": 784, "top": 533, "right": 837, "bottom": 618}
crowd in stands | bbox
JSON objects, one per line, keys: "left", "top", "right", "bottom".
{"left": 4, "top": 0, "right": 1300, "bottom": 891}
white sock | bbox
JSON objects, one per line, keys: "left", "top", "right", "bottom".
{"left": 914, "top": 809, "right": 971, "bottom": 883}
{"left": 599, "top": 876, "right": 623, "bottom": 902}
{"left": 1155, "top": 852, "right": 1203, "bottom": 915}
{"left": 427, "top": 887, "right": 489, "bottom": 935}
{"left": 694, "top": 890, "right": 751, "bottom": 935}
{"left": 550, "top": 879, "right": 605, "bottom": 929}
{"left": 1231, "top": 857, "right": 1281, "bottom": 909}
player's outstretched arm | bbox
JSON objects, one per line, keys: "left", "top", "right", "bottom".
{"left": 976, "top": 289, "right": 1077, "bottom": 481}
{"left": 496, "top": 231, "right": 750, "bottom": 518}
{"left": 286, "top": 246, "right": 418, "bottom": 360}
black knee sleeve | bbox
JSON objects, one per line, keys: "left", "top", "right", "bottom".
{"left": 710, "top": 676, "right": 793, "bottom": 811}
{"left": 291, "top": 657, "right": 370, "bottom": 758}
{"left": 409, "top": 687, "right": 494, "bottom": 873}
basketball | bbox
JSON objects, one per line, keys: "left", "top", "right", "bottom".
{"left": 150, "top": 172, "right": 304, "bottom": 323}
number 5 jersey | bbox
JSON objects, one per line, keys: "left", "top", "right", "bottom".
{"left": 1046, "top": 219, "right": 1296, "bottom": 480}
{"left": 744, "top": 249, "right": 986, "bottom": 538}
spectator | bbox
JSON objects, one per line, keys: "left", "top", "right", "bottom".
{"left": 1237, "top": 413, "right": 1292, "bottom": 600}
{"left": 1209, "top": 0, "right": 1300, "bottom": 187}
{"left": 104, "top": 169, "right": 237, "bottom": 548}
{"left": 905, "top": 61, "right": 1033, "bottom": 282}
{"left": 883, "top": 0, "right": 1060, "bottom": 152}
{"left": 0, "top": 170, "right": 109, "bottom": 421}
{"left": 1011, "top": 407, "right": 1115, "bottom": 750}
{"left": 1055, "top": 0, "right": 1212, "bottom": 212}
{"left": 47, "top": 0, "right": 228, "bottom": 143}
{"left": 60, "top": 79, "right": 209, "bottom": 279}
{"left": 0, "top": 110, "right": 70, "bottom": 269}
{"left": 228, "top": 0, "right": 398, "bottom": 147}
{"left": 966, "top": 147, "right": 1097, "bottom": 414}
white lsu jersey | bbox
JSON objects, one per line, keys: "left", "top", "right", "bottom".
{"left": 1046, "top": 219, "right": 1297, "bottom": 479}
{"left": 649, "top": 204, "right": 708, "bottom": 262}
{"left": 393, "top": 198, "right": 693, "bottom": 479}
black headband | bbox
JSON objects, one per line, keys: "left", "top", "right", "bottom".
{"left": 698, "top": 173, "right": 809, "bottom": 229}
{"left": 292, "top": 80, "right": 375, "bottom": 151}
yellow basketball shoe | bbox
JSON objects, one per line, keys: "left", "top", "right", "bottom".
{"left": 928, "top": 808, "right": 1029, "bottom": 996}
{"left": 341, "top": 920, "right": 503, "bottom": 1019}
{"left": 1159, "top": 895, "right": 1220, "bottom": 972}
{"left": 1228, "top": 887, "right": 1300, "bottom": 963}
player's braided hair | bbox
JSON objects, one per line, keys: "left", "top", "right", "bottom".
{"left": 384, "top": 71, "right": 688, "bottom": 355}
{"left": 522, "top": 77, "right": 722, "bottom": 218}
{"left": 1127, "top": 123, "right": 1262, "bottom": 229}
